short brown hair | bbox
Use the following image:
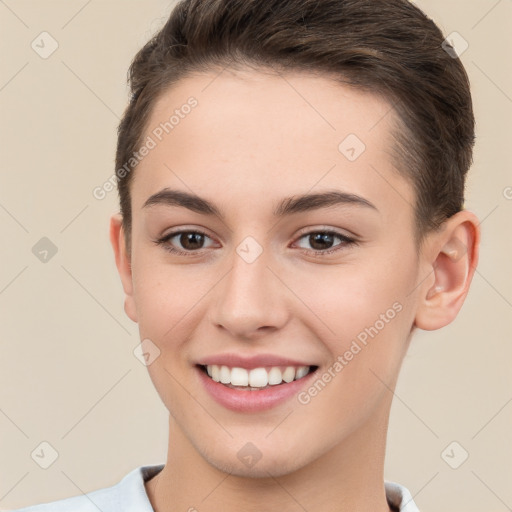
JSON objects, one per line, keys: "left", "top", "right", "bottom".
{"left": 115, "top": 0, "right": 475, "bottom": 251}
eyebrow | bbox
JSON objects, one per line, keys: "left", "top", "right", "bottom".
{"left": 142, "top": 188, "right": 378, "bottom": 219}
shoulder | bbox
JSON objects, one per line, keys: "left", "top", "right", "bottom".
{"left": 11, "top": 464, "right": 165, "bottom": 512}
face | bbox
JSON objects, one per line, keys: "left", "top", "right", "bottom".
{"left": 117, "top": 68, "right": 426, "bottom": 477}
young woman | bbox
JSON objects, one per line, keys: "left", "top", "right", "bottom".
{"left": 15, "top": 0, "right": 480, "bottom": 510}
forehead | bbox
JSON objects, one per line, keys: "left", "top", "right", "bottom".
{"left": 148, "top": 67, "right": 395, "bottom": 157}
{"left": 131, "top": 67, "right": 414, "bottom": 224}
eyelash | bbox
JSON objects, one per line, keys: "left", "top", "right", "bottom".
{"left": 153, "top": 228, "right": 358, "bottom": 257}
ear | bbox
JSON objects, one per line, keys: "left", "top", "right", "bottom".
{"left": 414, "top": 210, "right": 480, "bottom": 331}
{"left": 109, "top": 214, "right": 138, "bottom": 323}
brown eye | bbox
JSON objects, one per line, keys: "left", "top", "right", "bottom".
{"left": 295, "top": 230, "right": 357, "bottom": 256}
{"left": 176, "top": 232, "right": 205, "bottom": 250}
{"left": 307, "top": 232, "right": 336, "bottom": 251}
{"left": 154, "top": 230, "right": 215, "bottom": 255}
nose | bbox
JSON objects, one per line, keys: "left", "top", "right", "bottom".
{"left": 209, "top": 243, "right": 290, "bottom": 341}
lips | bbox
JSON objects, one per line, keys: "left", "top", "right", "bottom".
{"left": 196, "top": 353, "right": 318, "bottom": 389}
{"left": 197, "top": 353, "right": 316, "bottom": 370}
{"left": 194, "top": 353, "right": 320, "bottom": 412}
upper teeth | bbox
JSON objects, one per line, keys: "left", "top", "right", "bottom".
{"left": 206, "top": 365, "right": 311, "bottom": 387}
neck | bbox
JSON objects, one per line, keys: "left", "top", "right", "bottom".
{"left": 146, "top": 405, "right": 393, "bottom": 512}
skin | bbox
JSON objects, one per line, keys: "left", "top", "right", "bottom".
{"left": 110, "top": 67, "right": 480, "bottom": 512}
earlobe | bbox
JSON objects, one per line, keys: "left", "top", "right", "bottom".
{"left": 109, "top": 214, "right": 138, "bottom": 323}
{"left": 414, "top": 211, "right": 480, "bottom": 331}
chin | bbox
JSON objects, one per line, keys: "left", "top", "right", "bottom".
{"left": 202, "top": 442, "right": 310, "bottom": 479}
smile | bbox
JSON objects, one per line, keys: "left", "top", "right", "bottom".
{"left": 200, "top": 364, "right": 317, "bottom": 390}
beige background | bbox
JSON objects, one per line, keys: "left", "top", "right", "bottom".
{"left": 0, "top": 1, "right": 511, "bottom": 510}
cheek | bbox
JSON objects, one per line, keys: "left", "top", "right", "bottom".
{"left": 294, "top": 262, "right": 405, "bottom": 337}
{"left": 293, "top": 285, "right": 410, "bottom": 441}
{"left": 131, "top": 254, "right": 208, "bottom": 337}
{"left": 295, "top": 260, "right": 415, "bottom": 384}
